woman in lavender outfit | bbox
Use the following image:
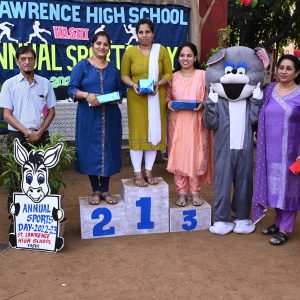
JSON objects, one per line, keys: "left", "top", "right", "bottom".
{"left": 253, "top": 54, "right": 300, "bottom": 245}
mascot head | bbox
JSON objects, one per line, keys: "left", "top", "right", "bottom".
{"left": 206, "top": 46, "right": 269, "bottom": 101}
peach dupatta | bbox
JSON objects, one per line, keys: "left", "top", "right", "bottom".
{"left": 167, "top": 70, "right": 212, "bottom": 182}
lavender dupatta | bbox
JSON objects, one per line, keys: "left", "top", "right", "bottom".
{"left": 252, "top": 82, "right": 276, "bottom": 224}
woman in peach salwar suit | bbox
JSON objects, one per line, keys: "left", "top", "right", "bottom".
{"left": 167, "top": 42, "right": 212, "bottom": 207}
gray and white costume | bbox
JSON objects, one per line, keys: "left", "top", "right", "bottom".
{"left": 204, "top": 46, "right": 269, "bottom": 235}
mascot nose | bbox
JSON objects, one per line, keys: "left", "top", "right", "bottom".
{"left": 232, "top": 69, "right": 237, "bottom": 74}
{"left": 29, "top": 187, "right": 42, "bottom": 193}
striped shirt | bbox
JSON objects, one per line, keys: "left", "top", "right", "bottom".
{"left": 0, "top": 73, "right": 56, "bottom": 131}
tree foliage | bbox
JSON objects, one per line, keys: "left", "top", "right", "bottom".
{"left": 228, "top": 0, "right": 300, "bottom": 50}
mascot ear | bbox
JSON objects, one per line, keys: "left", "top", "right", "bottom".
{"left": 207, "top": 49, "right": 226, "bottom": 66}
{"left": 254, "top": 47, "right": 269, "bottom": 69}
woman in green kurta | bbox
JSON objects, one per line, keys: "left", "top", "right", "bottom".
{"left": 121, "top": 18, "right": 172, "bottom": 187}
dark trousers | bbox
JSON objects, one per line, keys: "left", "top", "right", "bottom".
{"left": 7, "top": 130, "right": 50, "bottom": 151}
{"left": 88, "top": 175, "right": 110, "bottom": 193}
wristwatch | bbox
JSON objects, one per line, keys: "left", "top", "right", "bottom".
{"left": 25, "top": 130, "right": 32, "bottom": 137}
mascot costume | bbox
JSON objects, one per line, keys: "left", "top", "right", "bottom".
{"left": 204, "top": 46, "right": 269, "bottom": 235}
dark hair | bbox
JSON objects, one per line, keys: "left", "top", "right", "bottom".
{"left": 174, "top": 42, "right": 202, "bottom": 71}
{"left": 136, "top": 18, "right": 154, "bottom": 33}
{"left": 16, "top": 46, "right": 36, "bottom": 59}
{"left": 277, "top": 54, "right": 300, "bottom": 84}
{"left": 91, "top": 31, "right": 111, "bottom": 48}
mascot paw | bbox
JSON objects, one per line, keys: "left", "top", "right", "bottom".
{"left": 233, "top": 219, "right": 255, "bottom": 234}
{"left": 209, "top": 86, "right": 219, "bottom": 103}
{"left": 209, "top": 222, "right": 234, "bottom": 235}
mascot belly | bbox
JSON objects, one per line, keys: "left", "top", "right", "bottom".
{"left": 204, "top": 46, "right": 269, "bottom": 235}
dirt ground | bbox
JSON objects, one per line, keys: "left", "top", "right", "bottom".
{"left": 1, "top": 150, "right": 300, "bottom": 300}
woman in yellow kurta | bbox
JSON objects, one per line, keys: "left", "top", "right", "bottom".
{"left": 121, "top": 18, "right": 172, "bottom": 187}
{"left": 167, "top": 42, "right": 212, "bottom": 207}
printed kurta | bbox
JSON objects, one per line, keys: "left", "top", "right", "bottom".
{"left": 253, "top": 83, "right": 300, "bottom": 223}
{"left": 121, "top": 45, "right": 172, "bottom": 150}
{"left": 68, "top": 59, "right": 125, "bottom": 176}
{"left": 166, "top": 70, "right": 212, "bottom": 180}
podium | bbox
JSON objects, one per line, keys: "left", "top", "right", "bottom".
{"left": 121, "top": 178, "right": 169, "bottom": 235}
{"left": 79, "top": 195, "right": 126, "bottom": 239}
{"left": 79, "top": 178, "right": 211, "bottom": 239}
{"left": 169, "top": 200, "right": 211, "bottom": 232}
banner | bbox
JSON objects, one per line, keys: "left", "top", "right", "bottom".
{"left": 0, "top": 0, "right": 189, "bottom": 88}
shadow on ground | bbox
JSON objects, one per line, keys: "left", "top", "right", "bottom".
{"left": 1, "top": 151, "right": 300, "bottom": 299}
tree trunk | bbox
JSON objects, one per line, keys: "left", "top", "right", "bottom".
{"left": 198, "top": 0, "right": 217, "bottom": 59}
{"left": 189, "top": 0, "right": 200, "bottom": 52}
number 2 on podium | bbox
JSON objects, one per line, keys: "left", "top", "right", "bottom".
{"left": 92, "top": 208, "right": 115, "bottom": 236}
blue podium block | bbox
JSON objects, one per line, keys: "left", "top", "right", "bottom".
{"left": 79, "top": 195, "right": 126, "bottom": 239}
{"left": 169, "top": 200, "right": 211, "bottom": 232}
{"left": 121, "top": 178, "right": 169, "bottom": 235}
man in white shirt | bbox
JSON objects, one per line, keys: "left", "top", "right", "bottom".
{"left": 0, "top": 45, "right": 56, "bottom": 149}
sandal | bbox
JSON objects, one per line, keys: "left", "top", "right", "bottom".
{"left": 89, "top": 191, "right": 100, "bottom": 205}
{"left": 101, "top": 192, "right": 118, "bottom": 205}
{"left": 144, "top": 170, "right": 159, "bottom": 185}
{"left": 191, "top": 194, "right": 205, "bottom": 206}
{"left": 175, "top": 194, "right": 187, "bottom": 207}
{"left": 134, "top": 172, "right": 148, "bottom": 187}
{"left": 261, "top": 224, "right": 279, "bottom": 235}
{"left": 270, "top": 232, "right": 289, "bottom": 246}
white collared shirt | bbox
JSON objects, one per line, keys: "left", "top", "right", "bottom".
{"left": 0, "top": 73, "right": 56, "bottom": 131}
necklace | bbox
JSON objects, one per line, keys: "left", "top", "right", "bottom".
{"left": 138, "top": 45, "right": 152, "bottom": 55}
{"left": 91, "top": 56, "right": 107, "bottom": 70}
{"left": 277, "top": 82, "right": 295, "bottom": 91}
{"left": 180, "top": 70, "right": 195, "bottom": 78}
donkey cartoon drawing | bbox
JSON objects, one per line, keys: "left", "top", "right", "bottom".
{"left": 9, "top": 138, "right": 65, "bottom": 252}
{"left": 14, "top": 138, "right": 63, "bottom": 202}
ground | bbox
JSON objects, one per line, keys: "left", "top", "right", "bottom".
{"left": 1, "top": 151, "right": 300, "bottom": 300}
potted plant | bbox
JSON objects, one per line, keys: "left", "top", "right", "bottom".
{"left": 0, "top": 136, "right": 22, "bottom": 205}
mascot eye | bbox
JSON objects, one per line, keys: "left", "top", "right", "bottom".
{"left": 37, "top": 175, "right": 45, "bottom": 184}
{"left": 26, "top": 174, "right": 33, "bottom": 184}
{"left": 225, "top": 66, "right": 233, "bottom": 74}
{"left": 237, "top": 67, "right": 246, "bottom": 75}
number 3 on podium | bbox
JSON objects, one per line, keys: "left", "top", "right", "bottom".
{"left": 182, "top": 210, "right": 197, "bottom": 231}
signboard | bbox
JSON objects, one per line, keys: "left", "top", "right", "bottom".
{"left": 12, "top": 194, "right": 62, "bottom": 252}
{"left": 0, "top": 0, "right": 189, "bottom": 87}
{"left": 9, "top": 139, "right": 64, "bottom": 252}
